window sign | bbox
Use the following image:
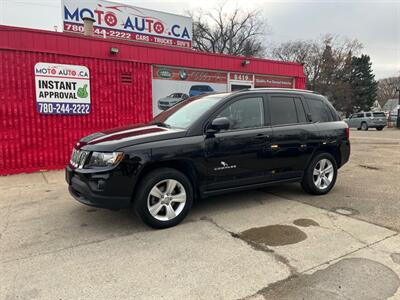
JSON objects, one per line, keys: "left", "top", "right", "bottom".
{"left": 35, "top": 63, "right": 91, "bottom": 115}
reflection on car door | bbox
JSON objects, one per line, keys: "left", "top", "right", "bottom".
{"left": 205, "top": 96, "right": 273, "bottom": 191}
{"left": 267, "top": 94, "right": 315, "bottom": 179}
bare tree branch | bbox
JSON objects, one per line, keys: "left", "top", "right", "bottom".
{"left": 188, "top": 6, "right": 268, "bottom": 57}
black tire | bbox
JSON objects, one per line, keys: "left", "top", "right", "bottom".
{"left": 376, "top": 127, "right": 384, "bottom": 131}
{"left": 301, "top": 152, "right": 338, "bottom": 195}
{"left": 361, "top": 122, "right": 368, "bottom": 131}
{"left": 133, "top": 168, "right": 193, "bottom": 229}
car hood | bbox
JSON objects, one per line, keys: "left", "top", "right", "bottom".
{"left": 75, "top": 123, "right": 186, "bottom": 152}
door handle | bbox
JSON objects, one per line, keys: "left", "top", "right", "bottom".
{"left": 255, "top": 133, "right": 270, "bottom": 139}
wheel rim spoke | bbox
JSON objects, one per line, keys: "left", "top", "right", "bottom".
{"left": 149, "top": 201, "right": 163, "bottom": 217}
{"left": 315, "top": 177, "right": 322, "bottom": 188}
{"left": 165, "top": 179, "right": 177, "bottom": 195}
{"left": 324, "top": 165, "right": 333, "bottom": 174}
{"left": 165, "top": 204, "right": 176, "bottom": 220}
{"left": 171, "top": 192, "right": 186, "bottom": 203}
{"left": 320, "top": 159, "right": 326, "bottom": 170}
{"left": 322, "top": 176, "right": 331, "bottom": 186}
{"left": 313, "top": 169, "right": 319, "bottom": 176}
{"left": 150, "top": 186, "right": 163, "bottom": 199}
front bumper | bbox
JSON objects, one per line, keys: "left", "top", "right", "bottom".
{"left": 66, "top": 166, "right": 132, "bottom": 210}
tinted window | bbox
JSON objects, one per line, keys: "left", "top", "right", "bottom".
{"left": 356, "top": 113, "right": 364, "bottom": 118}
{"left": 294, "top": 98, "right": 307, "bottom": 123}
{"left": 307, "top": 98, "right": 333, "bottom": 122}
{"left": 373, "top": 112, "right": 385, "bottom": 117}
{"left": 366, "top": 112, "right": 372, "bottom": 117}
{"left": 191, "top": 86, "right": 211, "bottom": 91}
{"left": 217, "top": 97, "right": 264, "bottom": 130}
{"left": 270, "top": 96, "right": 298, "bottom": 125}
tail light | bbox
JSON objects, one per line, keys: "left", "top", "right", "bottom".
{"left": 345, "top": 125, "right": 350, "bottom": 140}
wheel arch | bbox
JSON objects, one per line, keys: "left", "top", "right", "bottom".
{"left": 133, "top": 159, "right": 200, "bottom": 202}
{"left": 309, "top": 146, "right": 342, "bottom": 169}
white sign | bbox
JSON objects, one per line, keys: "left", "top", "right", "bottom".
{"left": 62, "top": 0, "right": 193, "bottom": 48}
{"left": 35, "top": 63, "right": 91, "bottom": 115}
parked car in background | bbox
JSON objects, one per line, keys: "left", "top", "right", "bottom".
{"left": 158, "top": 93, "right": 189, "bottom": 110}
{"left": 344, "top": 111, "right": 387, "bottom": 131}
{"left": 66, "top": 88, "right": 350, "bottom": 229}
{"left": 189, "top": 85, "right": 214, "bottom": 97}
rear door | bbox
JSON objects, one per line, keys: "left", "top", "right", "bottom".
{"left": 267, "top": 94, "right": 315, "bottom": 179}
{"left": 204, "top": 95, "right": 273, "bottom": 190}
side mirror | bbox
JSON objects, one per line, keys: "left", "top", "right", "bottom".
{"left": 208, "top": 117, "right": 230, "bottom": 132}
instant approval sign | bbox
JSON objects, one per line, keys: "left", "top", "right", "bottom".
{"left": 35, "top": 63, "right": 91, "bottom": 115}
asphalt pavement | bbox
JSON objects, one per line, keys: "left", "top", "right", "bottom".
{"left": 1, "top": 128, "right": 399, "bottom": 300}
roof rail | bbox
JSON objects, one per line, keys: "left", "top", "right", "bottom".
{"left": 245, "top": 87, "right": 316, "bottom": 93}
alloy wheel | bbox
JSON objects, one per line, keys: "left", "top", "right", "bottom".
{"left": 313, "top": 158, "right": 334, "bottom": 190}
{"left": 147, "top": 179, "right": 187, "bottom": 221}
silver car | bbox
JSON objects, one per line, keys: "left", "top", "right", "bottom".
{"left": 158, "top": 93, "right": 189, "bottom": 110}
{"left": 344, "top": 111, "right": 387, "bottom": 131}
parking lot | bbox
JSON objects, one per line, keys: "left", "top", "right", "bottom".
{"left": 1, "top": 129, "right": 400, "bottom": 300}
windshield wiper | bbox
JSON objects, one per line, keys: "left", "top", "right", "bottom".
{"left": 152, "top": 121, "right": 171, "bottom": 128}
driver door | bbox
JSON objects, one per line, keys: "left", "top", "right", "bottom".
{"left": 204, "top": 95, "right": 273, "bottom": 191}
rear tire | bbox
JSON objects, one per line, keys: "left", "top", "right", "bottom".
{"left": 301, "top": 153, "right": 338, "bottom": 195}
{"left": 133, "top": 168, "right": 193, "bottom": 229}
{"left": 376, "top": 127, "right": 384, "bottom": 131}
{"left": 361, "top": 122, "right": 368, "bottom": 131}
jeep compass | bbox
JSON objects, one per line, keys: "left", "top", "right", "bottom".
{"left": 66, "top": 89, "right": 350, "bottom": 228}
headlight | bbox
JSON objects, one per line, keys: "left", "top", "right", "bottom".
{"left": 85, "top": 152, "right": 124, "bottom": 168}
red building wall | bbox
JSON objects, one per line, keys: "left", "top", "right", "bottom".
{"left": 0, "top": 49, "right": 152, "bottom": 175}
{"left": 0, "top": 26, "right": 306, "bottom": 175}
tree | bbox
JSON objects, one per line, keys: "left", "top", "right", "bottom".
{"left": 189, "top": 4, "right": 267, "bottom": 56}
{"left": 377, "top": 76, "right": 400, "bottom": 106}
{"left": 334, "top": 51, "right": 354, "bottom": 114}
{"left": 350, "top": 55, "right": 378, "bottom": 112}
{"left": 270, "top": 35, "right": 362, "bottom": 91}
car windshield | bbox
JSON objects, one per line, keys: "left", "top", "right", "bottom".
{"left": 170, "top": 93, "right": 182, "bottom": 98}
{"left": 153, "top": 94, "right": 228, "bottom": 129}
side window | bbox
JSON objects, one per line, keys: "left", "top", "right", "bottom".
{"left": 269, "top": 96, "right": 298, "bottom": 126}
{"left": 216, "top": 97, "right": 264, "bottom": 130}
{"left": 307, "top": 98, "right": 333, "bottom": 122}
{"left": 294, "top": 98, "right": 307, "bottom": 123}
{"left": 356, "top": 113, "right": 364, "bottom": 118}
{"left": 365, "top": 112, "right": 372, "bottom": 117}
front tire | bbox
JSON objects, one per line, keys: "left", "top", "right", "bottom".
{"left": 133, "top": 168, "right": 193, "bottom": 229}
{"left": 376, "top": 127, "right": 384, "bottom": 131}
{"left": 301, "top": 153, "right": 337, "bottom": 195}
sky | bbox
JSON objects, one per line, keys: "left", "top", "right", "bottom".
{"left": 0, "top": 0, "right": 399, "bottom": 79}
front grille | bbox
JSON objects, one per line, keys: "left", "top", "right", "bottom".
{"left": 70, "top": 148, "right": 90, "bottom": 168}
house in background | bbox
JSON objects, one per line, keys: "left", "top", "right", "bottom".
{"left": 383, "top": 98, "right": 400, "bottom": 121}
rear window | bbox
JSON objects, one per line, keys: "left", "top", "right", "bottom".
{"left": 373, "top": 112, "right": 386, "bottom": 117}
{"left": 191, "top": 86, "right": 210, "bottom": 91}
{"left": 307, "top": 98, "right": 333, "bottom": 123}
{"left": 269, "top": 96, "right": 299, "bottom": 126}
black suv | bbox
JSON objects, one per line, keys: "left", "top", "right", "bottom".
{"left": 66, "top": 89, "right": 350, "bottom": 228}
